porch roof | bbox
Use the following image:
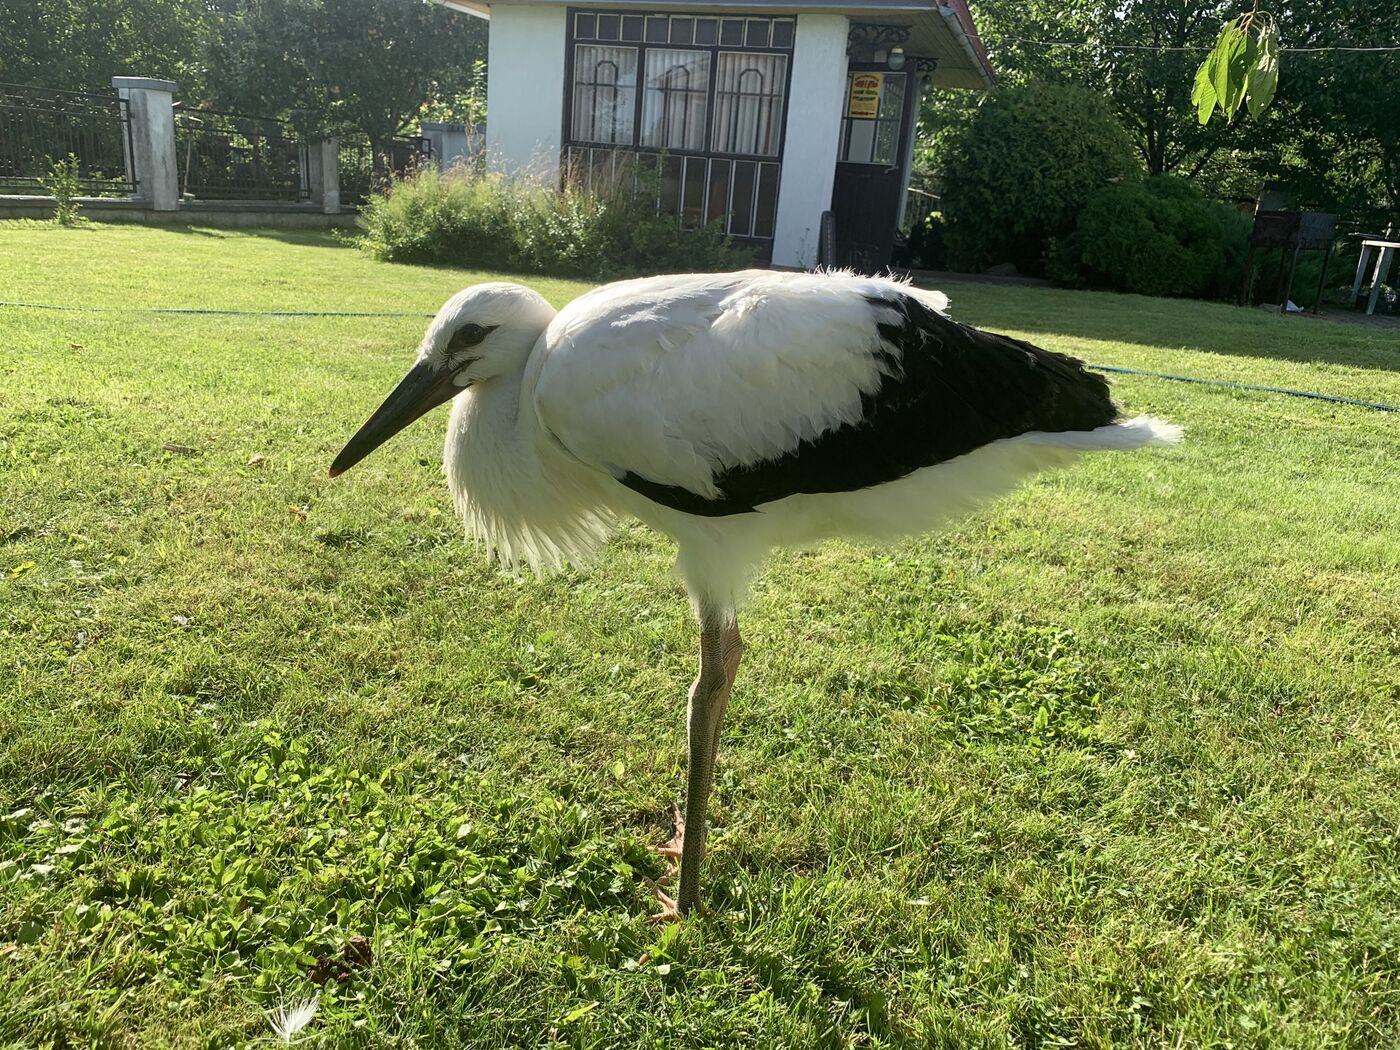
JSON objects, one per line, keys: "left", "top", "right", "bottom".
{"left": 442, "top": 0, "right": 995, "bottom": 90}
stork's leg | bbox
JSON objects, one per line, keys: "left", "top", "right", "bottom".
{"left": 652, "top": 604, "right": 742, "bottom": 920}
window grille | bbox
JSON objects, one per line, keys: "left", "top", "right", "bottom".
{"left": 571, "top": 44, "right": 638, "bottom": 145}
{"left": 711, "top": 53, "right": 786, "bottom": 157}
{"left": 565, "top": 9, "right": 796, "bottom": 241}
{"left": 640, "top": 49, "right": 710, "bottom": 151}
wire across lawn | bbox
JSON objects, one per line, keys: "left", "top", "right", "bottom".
{"left": 1, "top": 223, "right": 1398, "bottom": 1048}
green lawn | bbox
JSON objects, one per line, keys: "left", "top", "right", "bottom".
{"left": 2, "top": 223, "right": 1398, "bottom": 1049}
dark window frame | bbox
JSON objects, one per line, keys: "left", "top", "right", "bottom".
{"left": 565, "top": 8, "right": 795, "bottom": 160}
{"left": 562, "top": 7, "right": 795, "bottom": 243}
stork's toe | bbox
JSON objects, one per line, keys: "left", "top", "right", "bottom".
{"left": 644, "top": 879, "right": 683, "bottom": 925}
{"left": 653, "top": 801, "right": 685, "bottom": 879}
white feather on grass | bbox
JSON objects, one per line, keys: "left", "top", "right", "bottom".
{"left": 266, "top": 994, "right": 319, "bottom": 1044}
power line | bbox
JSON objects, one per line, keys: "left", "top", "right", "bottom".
{"left": 995, "top": 38, "right": 1400, "bottom": 54}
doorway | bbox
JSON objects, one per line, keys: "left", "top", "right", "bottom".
{"left": 831, "top": 64, "right": 916, "bottom": 272}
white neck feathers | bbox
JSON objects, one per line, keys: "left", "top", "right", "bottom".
{"left": 443, "top": 358, "right": 613, "bottom": 574}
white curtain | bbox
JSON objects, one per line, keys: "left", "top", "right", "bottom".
{"left": 571, "top": 44, "right": 638, "bottom": 145}
{"left": 640, "top": 48, "right": 710, "bottom": 151}
{"left": 710, "top": 53, "right": 787, "bottom": 156}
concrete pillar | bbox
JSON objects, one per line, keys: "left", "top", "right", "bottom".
{"left": 305, "top": 138, "right": 340, "bottom": 214}
{"left": 771, "top": 15, "right": 850, "bottom": 269}
{"left": 422, "top": 122, "right": 471, "bottom": 170}
{"left": 111, "top": 76, "right": 178, "bottom": 210}
{"left": 486, "top": 4, "right": 567, "bottom": 179}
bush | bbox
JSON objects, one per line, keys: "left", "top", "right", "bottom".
{"left": 39, "top": 154, "right": 84, "bottom": 226}
{"left": 901, "top": 211, "right": 947, "bottom": 270}
{"left": 357, "top": 164, "right": 748, "bottom": 278}
{"left": 1048, "top": 176, "right": 1251, "bottom": 300}
{"left": 938, "top": 84, "right": 1140, "bottom": 275}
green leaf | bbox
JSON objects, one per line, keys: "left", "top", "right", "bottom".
{"left": 1206, "top": 22, "right": 1241, "bottom": 112}
{"left": 1210, "top": 19, "right": 1261, "bottom": 122}
{"left": 560, "top": 1001, "right": 599, "bottom": 1025}
{"left": 1246, "top": 25, "right": 1280, "bottom": 118}
{"left": 1192, "top": 60, "right": 1218, "bottom": 124}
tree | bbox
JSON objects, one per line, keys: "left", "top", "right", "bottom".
{"left": 950, "top": 0, "right": 1253, "bottom": 179}
{"left": 1266, "top": 0, "right": 1400, "bottom": 225}
{"left": 0, "top": 0, "right": 209, "bottom": 91}
{"left": 202, "top": 0, "right": 487, "bottom": 159}
{"left": 921, "top": 0, "right": 1399, "bottom": 227}
{"left": 938, "top": 83, "right": 1140, "bottom": 273}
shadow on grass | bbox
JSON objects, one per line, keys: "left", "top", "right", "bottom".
{"left": 146, "top": 224, "right": 362, "bottom": 249}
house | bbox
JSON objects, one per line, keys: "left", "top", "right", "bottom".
{"left": 441, "top": 0, "right": 993, "bottom": 270}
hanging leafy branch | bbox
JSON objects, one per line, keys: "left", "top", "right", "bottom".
{"left": 1191, "top": 4, "right": 1279, "bottom": 124}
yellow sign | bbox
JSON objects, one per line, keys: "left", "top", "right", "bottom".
{"left": 847, "top": 72, "right": 883, "bottom": 119}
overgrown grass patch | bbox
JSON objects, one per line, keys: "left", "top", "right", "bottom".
{"left": 1, "top": 225, "right": 1398, "bottom": 1047}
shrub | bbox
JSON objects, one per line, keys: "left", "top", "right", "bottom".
{"left": 1048, "top": 176, "right": 1251, "bottom": 299}
{"left": 39, "top": 154, "right": 84, "bottom": 226}
{"left": 901, "top": 211, "right": 947, "bottom": 270}
{"left": 357, "top": 164, "right": 748, "bottom": 278}
{"left": 938, "top": 84, "right": 1139, "bottom": 275}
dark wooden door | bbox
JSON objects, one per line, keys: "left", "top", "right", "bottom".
{"left": 832, "top": 67, "right": 914, "bottom": 272}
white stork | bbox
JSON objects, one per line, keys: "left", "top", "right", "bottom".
{"left": 329, "top": 269, "right": 1181, "bottom": 920}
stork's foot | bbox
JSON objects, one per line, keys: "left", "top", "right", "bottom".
{"left": 642, "top": 803, "right": 688, "bottom": 922}
{"left": 654, "top": 802, "right": 685, "bottom": 882}
{"left": 644, "top": 878, "right": 683, "bottom": 925}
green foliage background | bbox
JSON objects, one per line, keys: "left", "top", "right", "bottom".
{"left": 0, "top": 0, "right": 487, "bottom": 153}
{"left": 937, "top": 83, "right": 1139, "bottom": 275}
{"left": 1048, "top": 176, "right": 1251, "bottom": 299}
{"left": 920, "top": 0, "right": 1400, "bottom": 233}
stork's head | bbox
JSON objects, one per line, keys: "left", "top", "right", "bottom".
{"left": 329, "top": 283, "right": 555, "bottom": 477}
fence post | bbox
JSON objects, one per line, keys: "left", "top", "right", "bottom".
{"left": 422, "top": 122, "right": 470, "bottom": 170}
{"left": 111, "top": 77, "right": 178, "bottom": 210}
{"left": 305, "top": 138, "right": 340, "bottom": 214}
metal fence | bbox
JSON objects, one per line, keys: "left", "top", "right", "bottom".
{"left": 903, "top": 185, "right": 938, "bottom": 232}
{"left": 0, "top": 83, "right": 135, "bottom": 196}
{"left": 175, "top": 108, "right": 308, "bottom": 201}
{"left": 339, "top": 136, "right": 432, "bottom": 207}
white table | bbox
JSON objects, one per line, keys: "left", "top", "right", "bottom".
{"left": 1349, "top": 239, "right": 1400, "bottom": 315}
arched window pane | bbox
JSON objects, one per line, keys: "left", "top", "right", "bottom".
{"left": 640, "top": 49, "right": 710, "bottom": 151}
{"left": 571, "top": 44, "right": 638, "bottom": 145}
{"left": 711, "top": 53, "right": 787, "bottom": 156}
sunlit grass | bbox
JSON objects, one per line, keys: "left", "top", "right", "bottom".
{"left": 1, "top": 224, "right": 1398, "bottom": 1048}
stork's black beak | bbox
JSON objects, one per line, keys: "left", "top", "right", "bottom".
{"left": 329, "top": 359, "right": 462, "bottom": 477}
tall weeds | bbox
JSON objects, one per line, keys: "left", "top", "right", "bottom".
{"left": 357, "top": 163, "right": 747, "bottom": 277}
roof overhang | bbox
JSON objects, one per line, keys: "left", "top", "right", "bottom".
{"left": 441, "top": 0, "right": 994, "bottom": 88}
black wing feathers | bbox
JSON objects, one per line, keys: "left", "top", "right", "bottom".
{"left": 620, "top": 292, "right": 1118, "bottom": 517}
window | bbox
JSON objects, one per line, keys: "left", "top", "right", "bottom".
{"left": 571, "top": 44, "right": 637, "bottom": 145}
{"left": 840, "top": 71, "right": 907, "bottom": 166}
{"left": 565, "top": 10, "right": 794, "bottom": 239}
{"left": 568, "top": 10, "right": 793, "bottom": 159}
{"left": 641, "top": 49, "right": 710, "bottom": 151}
{"left": 711, "top": 53, "right": 786, "bottom": 156}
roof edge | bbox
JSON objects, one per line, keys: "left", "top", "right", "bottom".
{"left": 937, "top": 0, "right": 995, "bottom": 87}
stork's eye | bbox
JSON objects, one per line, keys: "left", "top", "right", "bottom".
{"left": 449, "top": 323, "right": 495, "bottom": 352}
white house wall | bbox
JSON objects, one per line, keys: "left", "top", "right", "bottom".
{"left": 770, "top": 13, "right": 848, "bottom": 269}
{"left": 486, "top": 4, "right": 568, "bottom": 176}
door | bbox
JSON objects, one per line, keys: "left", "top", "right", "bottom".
{"left": 832, "top": 66, "right": 915, "bottom": 272}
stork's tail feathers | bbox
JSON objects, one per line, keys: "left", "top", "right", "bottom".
{"left": 1021, "top": 415, "right": 1184, "bottom": 452}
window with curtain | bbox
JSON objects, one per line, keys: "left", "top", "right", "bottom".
{"left": 565, "top": 13, "right": 794, "bottom": 239}
{"left": 711, "top": 53, "right": 787, "bottom": 157}
{"left": 571, "top": 44, "right": 638, "bottom": 145}
{"left": 640, "top": 48, "right": 710, "bottom": 151}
